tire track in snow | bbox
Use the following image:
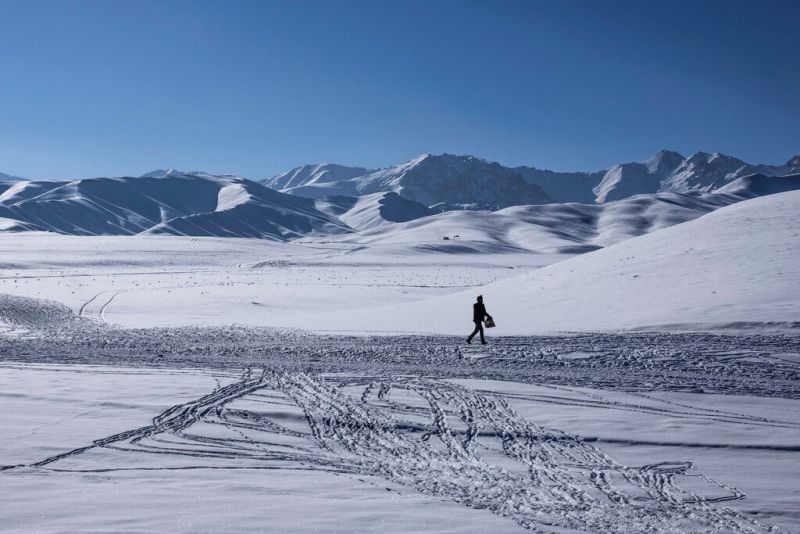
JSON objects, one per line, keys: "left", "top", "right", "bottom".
{"left": 79, "top": 290, "right": 126, "bottom": 323}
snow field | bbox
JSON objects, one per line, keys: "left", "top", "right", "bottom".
{"left": 1, "top": 293, "right": 798, "bottom": 532}
{"left": 0, "top": 363, "right": 518, "bottom": 534}
{"left": 2, "top": 361, "right": 797, "bottom": 532}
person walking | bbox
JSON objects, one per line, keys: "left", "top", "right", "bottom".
{"left": 467, "top": 295, "right": 491, "bottom": 344}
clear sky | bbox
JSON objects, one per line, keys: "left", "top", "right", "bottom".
{"left": 1, "top": 0, "right": 798, "bottom": 180}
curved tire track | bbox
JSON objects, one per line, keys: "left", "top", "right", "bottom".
{"left": 79, "top": 290, "right": 126, "bottom": 323}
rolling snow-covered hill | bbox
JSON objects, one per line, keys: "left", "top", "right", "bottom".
{"left": 0, "top": 172, "right": 348, "bottom": 239}
{"left": 330, "top": 173, "right": 800, "bottom": 254}
{"left": 305, "top": 188, "right": 800, "bottom": 334}
{"left": 315, "top": 192, "right": 435, "bottom": 230}
{"left": 336, "top": 190, "right": 742, "bottom": 254}
{"left": 476, "top": 187, "right": 800, "bottom": 332}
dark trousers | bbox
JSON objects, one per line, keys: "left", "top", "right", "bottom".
{"left": 468, "top": 321, "right": 485, "bottom": 343}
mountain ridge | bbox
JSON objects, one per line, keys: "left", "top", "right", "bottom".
{"left": 266, "top": 153, "right": 551, "bottom": 210}
{"left": 1, "top": 157, "right": 798, "bottom": 246}
{"left": 0, "top": 174, "right": 348, "bottom": 239}
{"left": 266, "top": 150, "right": 800, "bottom": 206}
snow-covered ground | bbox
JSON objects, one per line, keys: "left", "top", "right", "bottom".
{"left": 2, "top": 191, "right": 798, "bottom": 333}
{"left": 0, "top": 232, "right": 553, "bottom": 330}
{"left": 1, "top": 191, "right": 799, "bottom": 532}
{"left": 2, "top": 325, "right": 799, "bottom": 532}
{"left": 1, "top": 363, "right": 524, "bottom": 533}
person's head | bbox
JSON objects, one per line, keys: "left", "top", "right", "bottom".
{"left": 477, "top": 295, "right": 483, "bottom": 302}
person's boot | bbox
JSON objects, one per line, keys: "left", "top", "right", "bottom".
{"left": 466, "top": 338, "right": 472, "bottom": 344}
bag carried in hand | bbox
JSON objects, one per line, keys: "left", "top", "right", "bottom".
{"left": 484, "top": 316, "right": 496, "bottom": 328}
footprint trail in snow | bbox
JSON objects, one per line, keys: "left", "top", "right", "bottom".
{"left": 2, "top": 369, "right": 784, "bottom": 534}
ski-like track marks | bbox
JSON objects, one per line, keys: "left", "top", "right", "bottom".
{"left": 78, "top": 290, "right": 126, "bottom": 323}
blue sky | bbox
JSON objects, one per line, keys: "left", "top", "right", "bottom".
{"left": 0, "top": 0, "right": 798, "bottom": 180}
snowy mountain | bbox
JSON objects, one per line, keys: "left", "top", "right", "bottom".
{"left": 268, "top": 154, "right": 552, "bottom": 210}
{"left": 592, "top": 150, "right": 686, "bottom": 203}
{"left": 270, "top": 150, "right": 800, "bottom": 206}
{"left": 512, "top": 167, "right": 603, "bottom": 204}
{"left": 0, "top": 173, "right": 348, "bottom": 239}
{"left": 593, "top": 150, "right": 800, "bottom": 202}
{"left": 663, "top": 152, "right": 800, "bottom": 193}
{"left": 352, "top": 154, "right": 551, "bottom": 209}
{"left": 1, "top": 154, "right": 798, "bottom": 241}
{"left": 1, "top": 167, "right": 798, "bottom": 244}
{"left": 515, "top": 150, "right": 800, "bottom": 203}
{"left": 139, "top": 168, "right": 192, "bottom": 179}
{"left": 264, "top": 163, "right": 376, "bottom": 190}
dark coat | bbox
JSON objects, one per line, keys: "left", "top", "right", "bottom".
{"left": 473, "top": 302, "right": 488, "bottom": 322}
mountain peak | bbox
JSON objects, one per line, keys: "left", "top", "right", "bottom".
{"left": 687, "top": 151, "right": 712, "bottom": 162}
{"left": 140, "top": 168, "right": 188, "bottom": 178}
{"left": 653, "top": 149, "right": 684, "bottom": 158}
{"left": 708, "top": 152, "right": 725, "bottom": 163}
{"left": 437, "top": 153, "right": 489, "bottom": 163}
{"left": 406, "top": 153, "right": 495, "bottom": 172}
{"left": 139, "top": 169, "right": 249, "bottom": 182}
{"left": 644, "top": 149, "right": 684, "bottom": 173}
{"left": 264, "top": 163, "right": 374, "bottom": 191}
{"left": 408, "top": 153, "right": 433, "bottom": 166}
{"left": 684, "top": 151, "right": 743, "bottom": 166}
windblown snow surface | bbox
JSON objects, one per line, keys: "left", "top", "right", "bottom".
{"left": 1, "top": 191, "right": 799, "bottom": 533}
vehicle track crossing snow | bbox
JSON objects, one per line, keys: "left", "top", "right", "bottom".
{"left": 78, "top": 290, "right": 126, "bottom": 323}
